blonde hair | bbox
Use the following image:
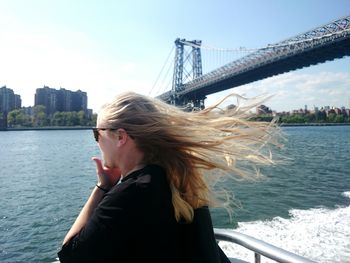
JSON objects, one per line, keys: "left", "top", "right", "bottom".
{"left": 98, "top": 92, "right": 282, "bottom": 223}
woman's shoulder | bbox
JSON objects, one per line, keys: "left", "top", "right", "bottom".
{"left": 121, "top": 164, "right": 166, "bottom": 184}
{"left": 102, "top": 164, "right": 170, "bottom": 207}
{"left": 108, "top": 164, "right": 167, "bottom": 194}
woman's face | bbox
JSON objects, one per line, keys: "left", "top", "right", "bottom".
{"left": 96, "top": 119, "right": 119, "bottom": 168}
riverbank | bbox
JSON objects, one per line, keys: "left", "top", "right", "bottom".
{"left": 1, "top": 123, "right": 350, "bottom": 131}
{"left": 1, "top": 126, "right": 93, "bottom": 131}
{"left": 279, "top": 122, "right": 350, "bottom": 127}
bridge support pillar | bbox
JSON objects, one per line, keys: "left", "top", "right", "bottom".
{"left": 192, "top": 98, "right": 206, "bottom": 110}
{"left": 171, "top": 38, "right": 203, "bottom": 109}
{"left": 174, "top": 96, "right": 206, "bottom": 111}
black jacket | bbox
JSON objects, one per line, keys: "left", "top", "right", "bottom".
{"left": 58, "top": 164, "right": 230, "bottom": 263}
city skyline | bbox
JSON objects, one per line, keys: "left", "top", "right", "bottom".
{"left": 0, "top": 1, "right": 349, "bottom": 113}
{"left": 0, "top": 85, "right": 90, "bottom": 113}
{"left": 1, "top": 84, "right": 349, "bottom": 114}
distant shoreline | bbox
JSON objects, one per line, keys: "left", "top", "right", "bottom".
{"left": 1, "top": 123, "right": 350, "bottom": 131}
{"left": 0, "top": 126, "right": 93, "bottom": 131}
{"left": 279, "top": 123, "right": 350, "bottom": 127}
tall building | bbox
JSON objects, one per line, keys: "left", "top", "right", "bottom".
{"left": 35, "top": 86, "right": 57, "bottom": 115}
{"left": 256, "top": 105, "right": 272, "bottom": 115}
{"left": 0, "top": 86, "right": 22, "bottom": 113}
{"left": 0, "top": 112, "right": 7, "bottom": 129}
{"left": 71, "top": 90, "right": 87, "bottom": 112}
{"left": 55, "top": 88, "right": 68, "bottom": 112}
{"left": 34, "top": 86, "right": 88, "bottom": 115}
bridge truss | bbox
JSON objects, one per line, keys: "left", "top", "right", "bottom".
{"left": 158, "top": 14, "right": 350, "bottom": 107}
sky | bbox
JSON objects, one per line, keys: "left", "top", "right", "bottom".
{"left": 0, "top": 0, "right": 350, "bottom": 113}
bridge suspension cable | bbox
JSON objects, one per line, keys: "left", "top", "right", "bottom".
{"left": 149, "top": 45, "right": 174, "bottom": 96}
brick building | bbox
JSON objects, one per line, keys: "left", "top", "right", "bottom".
{"left": 0, "top": 86, "right": 22, "bottom": 113}
{"left": 35, "top": 86, "right": 88, "bottom": 115}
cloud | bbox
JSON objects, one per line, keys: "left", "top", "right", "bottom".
{"left": 206, "top": 71, "right": 350, "bottom": 111}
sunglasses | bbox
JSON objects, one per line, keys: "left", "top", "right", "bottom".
{"left": 92, "top": 128, "right": 118, "bottom": 142}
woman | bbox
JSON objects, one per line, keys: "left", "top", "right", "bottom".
{"left": 58, "top": 92, "right": 279, "bottom": 263}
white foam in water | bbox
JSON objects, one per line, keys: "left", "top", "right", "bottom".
{"left": 343, "top": 191, "right": 350, "bottom": 199}
{"left": 219, "top": 192, "right": 350, "bottom": 263}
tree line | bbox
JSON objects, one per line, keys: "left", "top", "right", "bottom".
{"left": 6, "top": 105, "right": 97, "bottom": 127}
{"left": 251, "top": 112, "right": 350, "bottom": 123}
{"left": 6, "top": 106, "right": 350, "bottom": 127}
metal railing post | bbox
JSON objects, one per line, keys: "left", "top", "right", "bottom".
{"left": 255, "top": 253, "right": 261, "bottom": 263}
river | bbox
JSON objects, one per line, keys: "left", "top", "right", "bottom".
{"left": 0, "top": 126, "right": 349, "bottom": 262}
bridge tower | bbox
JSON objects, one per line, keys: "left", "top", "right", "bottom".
{"left": 172, "top": 38, "right": 205, "bottom": 109}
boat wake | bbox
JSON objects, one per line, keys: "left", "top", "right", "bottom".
{"left": 219, "top": 192, "right": 350, "bottom": 263}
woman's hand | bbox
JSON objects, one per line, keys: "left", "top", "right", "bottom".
{"left": 92, "top": 157, "right": 121, "bottom": 190}
{"left": 62, "top": 158, "right": 118, "bottom": 245}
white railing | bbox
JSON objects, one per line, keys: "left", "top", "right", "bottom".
{"left": 214, "top": 228, "right": 317, "bottom": 263}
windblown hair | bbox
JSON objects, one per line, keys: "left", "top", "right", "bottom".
{"left": 98, "top": 91, "right": 282, "bottom": 223}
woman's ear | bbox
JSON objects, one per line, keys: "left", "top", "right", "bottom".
{"left": 116, "top": 129, "right": 128, "bottom": 146}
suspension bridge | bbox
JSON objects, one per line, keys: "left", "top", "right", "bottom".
{"left": 153, "top": 14, "right": 350, "bottom": 109}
